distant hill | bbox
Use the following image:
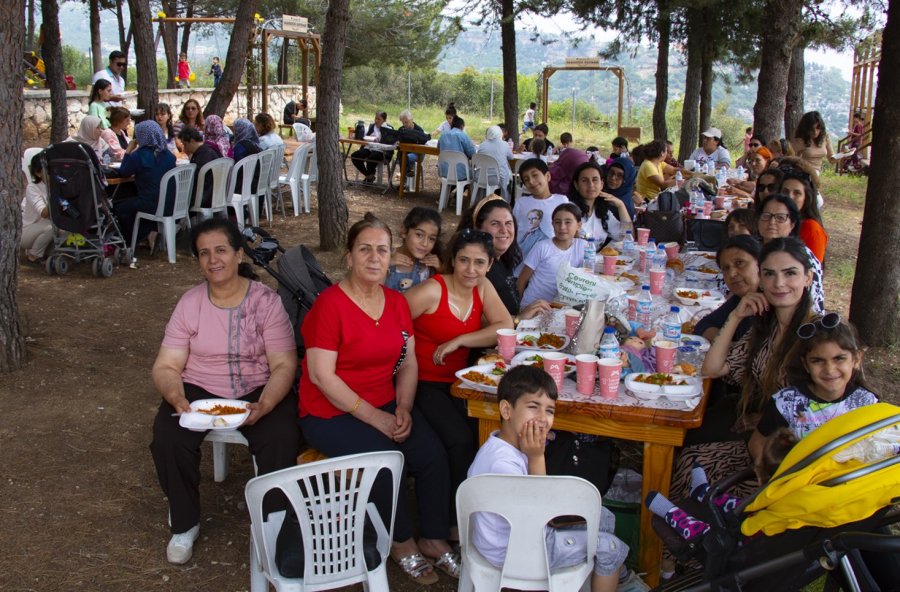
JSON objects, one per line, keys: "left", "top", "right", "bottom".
{"left": 439, "top": 28, "right": 853, "bottom": 135}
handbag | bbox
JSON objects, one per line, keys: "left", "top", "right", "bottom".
{"left": 544, "top": 431, "right": 620, "bottom": 495}
{"left": 640, "top": 210, "right": 684, "bottom": 244}
{"left": 690, "top": 218, "right": 727, "bottom": 251}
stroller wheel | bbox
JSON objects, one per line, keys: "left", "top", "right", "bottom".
{"left": 100, "top": 257, "right": 115, "bottom": 278}
{"left": 92, "top": 258, "right": 102, "bottom": 277}
{"left": 54, "top": 257, "right": 69, "bottom": 275}
{"left": 45, "top": 256, "right": 56, "bottom": 275}
{"left": 115, "top": 247, "right": 132, "bottom": 265}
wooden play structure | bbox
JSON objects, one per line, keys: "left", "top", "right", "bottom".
{"left": 836, "top": 30, "right": 881, "bottom": 173}
{"left": 538, "top": 59, "right": 629, "bottom": 139}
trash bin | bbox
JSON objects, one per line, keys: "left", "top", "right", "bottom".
{"left": 603, "top": 468, "right": 643, "bottom": 570}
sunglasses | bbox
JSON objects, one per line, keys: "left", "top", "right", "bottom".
{"left": 758, "top": 182, "right": 778, "bottom": 193}
{"left": 749, "top": 142, "right": 761, "bottom": 148}
{"left": 797, "top": 312, "right": 841, "bottom": 339}
{"left": 115, "top": 62, "right": 127, "bottom": 67}
{"left": 759, "top": 212, "right": 790, "bottom": 224}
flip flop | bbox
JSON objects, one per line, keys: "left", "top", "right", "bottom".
{"left": 426, "top": 551, "right": 461, "bottom": 579}
{"left": 393, "top": 552, "right": 438, "bottom": 585}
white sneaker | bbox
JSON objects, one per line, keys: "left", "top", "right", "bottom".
{"left": 166, "top": 524, "right": 200, "bottom": 564}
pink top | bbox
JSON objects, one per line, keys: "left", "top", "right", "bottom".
{"left": 161, "top": 281, "right": 296, "bottom": 398}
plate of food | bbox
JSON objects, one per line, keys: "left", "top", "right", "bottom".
{"left": 510, "top": 350, "right": 576, "bottom": 375}
{"left": 179, "top": 398, "right": 251, "bottom": 431}
{"left": 673, "top": 288, "right": 726, "bottom": 307}
{"left": 679, "top": 334, "right": 711, "bottom": 353}
{"left": 516, "top": 331, "right": 569, "bottom": 352}
{"left": 455, "top": 361, "right": 510, "bottom": 394}
{"left": 130, "top": 108, "right": 146, "bottom": 117}
{"left": 685, "top": 266, "right": 720, "bottom": 281}
{"left": 624, "top": 372, "right": 701, "bottom": 399}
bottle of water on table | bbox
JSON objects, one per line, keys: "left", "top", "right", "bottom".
{"left": 583, "top": 236, "right": 596, "bottom": 273}
{"left": 635, "top": 284, "right": 653, "bottom": 331}
{"left": 599, "top": 327, "right": 620, "bottom": 360}
{"left": 675, "top": 169, "right": 683, "bottom": 189}
{"left": 622, "top": 230, "right": 636, "bottom": 258}
{"left": 662, "top": 306, "right": 682, "bottom": 342}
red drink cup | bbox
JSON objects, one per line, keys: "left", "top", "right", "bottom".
{"left": 575, "top": 354, "right": 599, "bottom": 395}
{"left": 649, "top": 269, "right": 665, "bottom": 295}
{"left": 603, "top": 254, "right": 617, "bottom": 276}
{"left": 542, "top": 352, "right": 568, "bottom": 392}
{"left": 564, "top": 310, "right": 581, "bottom": 338}
{"left": 654, "top": 340, "right": 678, "bottom": 373}
{"left": 496, "top": 328, "right": 517, "bottom": 363}
{"left": 598, "top": 358, "right": 622, "bottom": 399}
{"left": 665, "top": 242, "right": 679, "bottom": 261}
{"left": 714, "top": 196, "right": 726, "bottom": 209}
{"left": 637, "top": 227, "right": 650, "bottom": 246}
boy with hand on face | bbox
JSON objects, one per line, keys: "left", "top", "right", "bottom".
{"left": 467, "top": 366, "right": 650, "bottom": 592}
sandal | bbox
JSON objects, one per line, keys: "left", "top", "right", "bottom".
{"left": 427, "top": 551, "right": 461, "bottom": 579}
{"left": 393, "top": 553, "right": 438, "bottom": 585}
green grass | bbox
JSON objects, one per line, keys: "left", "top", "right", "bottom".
{"left": 818, "top": 169, "right": 868, "bottom": 206}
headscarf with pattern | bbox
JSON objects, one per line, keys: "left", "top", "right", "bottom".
{"left": 134, "top": 120, "right": 169, "bottom": 155}
{"left": 203, "top": 115, "right": 230, "bottom": 157}
{"left": 231, "top": 118, "right": 261, "bottom": 151}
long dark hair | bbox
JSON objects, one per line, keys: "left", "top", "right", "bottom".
{"left": 568, "top": 161, "right": 614, "bottom": 236}
{"left": 401, "top": 206, "right": 443, "bottom": 262}
{"left": 190, "top": 218, "right": 258, "bottom": 280}
{"left": 786, "top": 317, "right": 870, "bottom": 393}
{"left": 89, "top": 79, "right": 111, "bottom": 104}
{"left": 794, "top": 111, "right": 827, "bottom": 147}
{"left": 779, "top": 170, "right": 823, "bottom": 226}
{"left": 459, "top": 198, "right": 522, "bottom": 270}
{"left": 445, "top": 228, "right": 495, "bottom": 274}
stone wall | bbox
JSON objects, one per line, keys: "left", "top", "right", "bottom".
{"left": 23, "top": 85, "right": 317, "bottom": 143}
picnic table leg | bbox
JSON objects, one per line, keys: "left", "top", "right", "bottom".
{"left": 399, "top": 150, "right": 407, "bottom": 199}
{"left": 639, "top": 441, "right": 673, "bottom": 588}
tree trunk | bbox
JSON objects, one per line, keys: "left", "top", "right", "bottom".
{"left": 26, "top": 0, "right": 36, "bottom": 51}
{"left": 652, "top": 0, "right": 670, "bottom": 141}
{"left": 316, "top": 0, "right": 350, "bottom": 250}
{"left": 89, "top": 0, "right": 103, "bottom": 74}
{"left": 160, "top": 0, "right": 178, "bottom": 89}
{"left": 500, "top": 0, "right": 520, "bottom": 149}
{"left": 1, "top": 0, "right": 26, "bottom": 372}
{"left": 204, "top": 0, "right": 258, "bottom": 117}
{"left": 699, "top": 46, "right": 713, "bottom": 135}
{"left": 179, "top": 0, "right": 194, "bottom": 57}
{"left": 40, "top": 0, "right": 67, "bottom": 143}
{"left": 849, "top": 0, "right": 900, "bottom": 347}
{"left": 116, "top": 2, "right": 129, "bottom": 84}
{"left": 784, "top": 42, "right": 805, "bottom": 140}
{"left": 752, "top": 0, "right": 802, "bottom": 144}
{"left": 678, "top": 12, "right": 702, "bottom": 161}
{"left": 127, "top": 0, "right": 159, "bottom": 115}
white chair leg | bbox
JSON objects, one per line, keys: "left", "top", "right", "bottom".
{"left": 456, "top": 183, "right": 466, "bottom": 216}
{"left": 438, "top": 181, "right": 449, "bottom": 212}
{"left": 249, "top": 537, "right": 268, "bottom": 592}
{"left": 289, "top": 179, "right": 300, "bottom": 216}
{"left": 162, "top": 218, "right": 177, "bottom": 264}
{"left": 212, "top": 440, "right": 228, "bottom": 483}
{"left": 363, "top": 562, "right": 390, "bottom": 592}
{"left": 249, "top": 197, "right": 260, "bottom": 227}
{"left": 301, "top": 176, "right": 311, "bottom": 213}
{"left": 130, "top": 214, "right": 142, "bottom": 260}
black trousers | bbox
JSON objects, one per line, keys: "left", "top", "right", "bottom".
{"left": 299, "top": 401, "right": 451, "bottom": 541}
{"left": 150, "top": 383, "right": 301, "bottom": 534}
{"left": 350, "top": 148, "right": 390, "bottom": 177}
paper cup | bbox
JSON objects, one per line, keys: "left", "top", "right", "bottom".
{"left": 603, "top": 254, "right": 617, "bottom": 276}
{"left": 575, "top": 354, "right": 599, "bottom": 395}
{"left": 598, "top": 358, "right": 622, "bottom": 399}
{"left": 665, "top": 242, "right": 679, "bottom": 261}
{"left": 649, "top": 269, "right": 666, "bottom": 295}
{"left": 564, "top": 310, "right": 581, "bottom": 338}
{"left": 496, "top": 328, "right": 517, "bottom": 363}
{"left": 684, "top": 159, "right": 696, "bottom": 172}
{"left": 637, "top": 228, "right": 650, "bottom": 246}
{"left": 654, "top": 340, "right": 678, "bottom": 373}
{"left": 714, "top": 196, "right": 726, "bottom": 209}
{"left": 542, "top": 352, "right": 568, "bottom": 392}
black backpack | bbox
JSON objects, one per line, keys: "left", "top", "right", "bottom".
{"left": 275, "top": 244, "right": 332, "bottom": 357}
{"left": 354, "top": 120, "right": 366, "bottom": 140}
{"left": 397, "top": 127, "right": 431, "bottom": 145}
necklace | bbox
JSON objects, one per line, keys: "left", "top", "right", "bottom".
{"left": 344, "top": 282, "right": 384, "bottom": 326}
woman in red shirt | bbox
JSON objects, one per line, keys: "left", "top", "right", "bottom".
{"left": 299, "top": 213, "right": 456, "bottom": 585}
{"left": 404, "top": 229, "right": 514, "bottom": 539}
{"left": 778, "top": 166, "right": 827, "bottom": 263}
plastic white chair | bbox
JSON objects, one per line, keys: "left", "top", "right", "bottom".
{"left": 292, "top": 122, "right": 314, "bottom": 142}
{"left": 456, "top": 474, "right": 601, "bottom": 592}
{"left": 228, "top": 154, "right": 259, "bottom": 231}
{"left": 131, "top": 164, "right": 197, "bottom": 264}
{"left": 244, "top": 451, "right": 404, "bottom": 592}
{"left": 267, "top": 144, "right": 287, "bottom": 217}
{"left": 437, "top": 150, "right": 473, "bottom": 216}
{"left": 301, "top": 142, "right": 318, "bottom": 212}
{"left": 190, "top": 157, "right": 234, "bottom": 222}
{"left": 279, "top": 143, "right": 312, "bottom": 216}
{"left": 472, "top": 153, "right": 504, "bottom": 203}
{"left": 255, "top": 149, "right": 277, "bottom": 226}
{"left": 512, "top": 158, "right": 526, "bottom": 204}
{"left": 205, "top": 429, "right": 255, "bottom": 483}
{"left": 22, "top": 147, "right": 42, "bottom": 182}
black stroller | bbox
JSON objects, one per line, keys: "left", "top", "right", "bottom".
{"left": 39, "top": 142, "right": 131, "bottom": 277}
{"left": 653, "top": 403, "right": 900, "bottom": 592}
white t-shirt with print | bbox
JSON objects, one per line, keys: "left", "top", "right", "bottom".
{"left": 521, "top": 238, "right": 586, "bottom": 307}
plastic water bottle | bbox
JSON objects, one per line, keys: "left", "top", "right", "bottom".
{"left": 635, "top": 284, "right": 653, "bottom": 331}
{"left": 583, "top": 237, "right": 596, "bottom": 273}
{"left": 675, "top": 169, "right": 683, "bottom": 189}
{"left": 652, "top": 244, "right": 668, "bottom": 271}
{"left": 833, "top": 427, "right": 900, "bottom": 463}
{"left": 736, "top": 165, "right": 745, "bottom": 180}
{"left": 640, "top": 240, "right": 656, "bottom": 275}
{"left": 662, "top": 306, "right": 682, "bottom": 342}
{"left": 622, "top": 230, "right": 636, "bottom": 258}
{"left": 103, "top": 151, "right": 111, "bottom": 167}
{"left": 598, "top": 327, "right": 620, "bottom": 360}
{"left": 716, "top": 167, "right": 727, "bottom": 188}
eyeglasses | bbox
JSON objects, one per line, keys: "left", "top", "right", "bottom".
{"left": 749, "top": 142, "right": 761, "bottom": 148}
{"left": 797, "top": 312, "right": 841, "bottom": 339}
{"left": 607, "top": 171, "right": 624, "bottom": 180}
{"left": 758, "top": 182, "right": 778, "bottom": 193}
{"left": 759, "top": 212, "right": 790, "bottom": 224}
{"left": 115, "top": 62, "right": 126, "bottom": 67}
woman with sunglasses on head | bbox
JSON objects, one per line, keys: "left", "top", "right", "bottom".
{"left": 777, "top": 165, "right": 827, "bottom": 263}
{"left": 727, "top": 146, "right": 773, "bottom": 197}
{"left": 404, "top": 229, "right": 514, "bottom": 564}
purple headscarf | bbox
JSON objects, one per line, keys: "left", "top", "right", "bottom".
{"left": 203, "top": 115, "right": 230, "bottom": 157}
{"left": 134, "top": 120, "right": 168, "bottom": 155}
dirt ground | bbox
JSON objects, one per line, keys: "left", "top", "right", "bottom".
{"left": 1, "top": 162, "right": 896, "bottom": 592}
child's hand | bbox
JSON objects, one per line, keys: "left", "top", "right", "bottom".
{"left": 519, "top": 419, "right": 548, "bottom": 459}
{"left": 421, "top": 254, "right": 441, "bottom": 269}
{"left": 390, "top": 252, "right": 413, "bottom": 268}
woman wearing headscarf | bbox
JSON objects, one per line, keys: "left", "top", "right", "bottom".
{"left": 604, "top": 157, "right": 637, "bottom": 220}
{"left": 67, "top": 115, "right": 111, "bottom": 162}
{"left": 229, "top": 118, "right": 262, "bottom": 193}
{"left": 548, "top": 146, "right": 590, "bottom": 195}
{"left": 475, "top": 125, "right": 513, "bottom": 200}
{"left": 114, "top": 120, "right": 177, "bottom": 251}
{"left": 202, "top": 115, "right": 230, "bottom": 158}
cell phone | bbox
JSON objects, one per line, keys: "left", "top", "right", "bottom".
{"left": 549, "top": 515, "right": 587, "bottom": 529}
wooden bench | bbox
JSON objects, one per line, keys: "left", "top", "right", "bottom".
{"left": 278, "top": 124, "right": 294, "bottom": 138}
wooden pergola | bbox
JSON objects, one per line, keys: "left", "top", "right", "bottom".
{"left": 842, "top": 30, "right": 881, "bottom": 162}
{"left": 539, "top": 63, "right": 626, "bottom": 136}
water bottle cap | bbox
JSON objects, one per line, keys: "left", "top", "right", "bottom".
{"left": 670, "top": 306, "right": 679, "bottom": 313}
{"left": 604, "top": 327, "right": 616, "bottom": 334}
{"left": 642, "top": 284, "right": 650, "bottom": 290}
{"left": 625, "top": 230, "right": 633, "bottom": 236}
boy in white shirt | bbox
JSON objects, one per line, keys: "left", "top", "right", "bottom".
{"left": 468, "top": 366, "right": 649, "bottom": 592}
{"left": 512, "top": 158, "right": 569, "bottom": 244}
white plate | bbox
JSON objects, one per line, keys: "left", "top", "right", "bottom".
{"left": 455, "top": 363, "right": 507, "bottom": 394}
{"left": 673, "top": 288, "right": 726, "bottom": 308}
{"left": 130, "top": 109, "right": 146, "bottom": 117}
{"left": 515, "top": 331, "right": 569, "bottom": 352}
{"left": 624, "top": 373, "right": 701, "bottom": 397}
{"left": 179, "top": 398, "right": 250, "bottom": 431}
{"left": 679, "top": 334, "right": 711, "bottom": 353}
{"left": 686, "top": 268, "right": 720, "bottom": 281}
{"left": 510, "top": 350, "right": 576, "bottom": 375}
{"left": 108, "top": 162, "right": 121, "bottom": 169}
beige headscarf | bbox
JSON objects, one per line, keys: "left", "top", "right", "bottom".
{"left": 68, "top": 116, "right": 110, "bottom": 160}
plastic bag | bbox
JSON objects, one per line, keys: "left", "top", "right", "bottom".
{"left": 555, "top": 262, "right": 625, "bottom": 306}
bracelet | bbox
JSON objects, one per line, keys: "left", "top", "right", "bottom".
{"left": 349, "top": 396, "right": 363, "bottom": 414}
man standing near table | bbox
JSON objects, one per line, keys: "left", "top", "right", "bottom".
{"left": 93, "top": 50, "right": 127, "bottom": 106}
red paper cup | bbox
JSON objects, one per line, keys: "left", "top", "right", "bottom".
{"left": 649, "top": 269, "right": 665, "bottom": 295}
{"left": 665, "top": 242, "right": 679, "bottom": 261}
{"left": 603, "top": 254, "right": 617, "bottom": 276}
{"left": 714, "top": 196, "right": 726, "bottom": 209}
{"left": 575, "top": 354, "right": 599, "bottom": 395}
{"left": 597, "top": 358, "right": 622, "bottom": 399}
{"left": 496, "top": 328, "right": 517, "bottom": 363}
{"left": 564, "top": 310, "right": 581, "bottom": 338}
{"left": 637, "top": 227, "right": 650, "bottom": 246}
{"left": 542, "top": 352, "right": 568, "bottom": 392}
{"left": 703, "top": 201, "right": 714, "bottom": 217}
{"left": 654, "top": 339, "right": 678, "bottom": 373}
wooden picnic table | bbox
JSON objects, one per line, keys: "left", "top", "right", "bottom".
{"left": 451, "top": 378, "right": 711, "bottom": 588}
{"left": 397, "top": 142, "right": 439, "bottom": 198}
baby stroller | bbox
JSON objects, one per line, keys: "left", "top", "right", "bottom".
{"left": 654, "top": 403, "right": 900, "bottom": 592}
{"left": 39, "top": 142, "right": 130, "bottom": 277}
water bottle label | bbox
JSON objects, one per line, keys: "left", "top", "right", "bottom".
{"left": 663, "top": 323, "right": 681, "bottom": 341}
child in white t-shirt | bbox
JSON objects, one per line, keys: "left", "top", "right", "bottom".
{"left": 517, "top": 203, "right": 586, "bottom": 307}
{"left": 512, "top": 158, "right": 569, "bottom": 246}
{"left": 468, "top": 366, "right": 649, "bottom": 592}
{"left": 522, "top": 102, "right": 536, "bottom": 134}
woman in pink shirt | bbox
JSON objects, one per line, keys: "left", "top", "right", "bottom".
{"left": 150, "top": 218, "right": 300, "bottom": 565}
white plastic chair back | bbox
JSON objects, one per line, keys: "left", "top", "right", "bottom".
{"left": 456, "top": 474, "right": 601, "bottom": 592}
{"left": 512, "top": 158, "right": 526, "bottom": 203}
{"left": 472, "top": 153, "right": 503, "bottom": 203}
{"left": 437, "top": 150, "right": 473, "bottom": 216}
{"left": 244, "top": 451, "right": 404, "bottom": 592}
{"left": 279, "top": 143, "right": 311, "bottom": 216}
{"left": 293, "top": 122, "right": 314, "bottom": 142}
{"left": 191, "top": 157, "right": 234, "bottom": 221}
{"left": 255, "top": 149, "right": 277, "bottom": 225}
{"left": 228, "top": 154, "right": 259, "bottom": 230}
{"left": 22, "top": 147, "right": 42, "bottom": 183}
{"left": 300, "top": 142, "right": 318, "bottom": 213}
{"left": 130, "top": 164, "right": 197, "bottom": 264}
